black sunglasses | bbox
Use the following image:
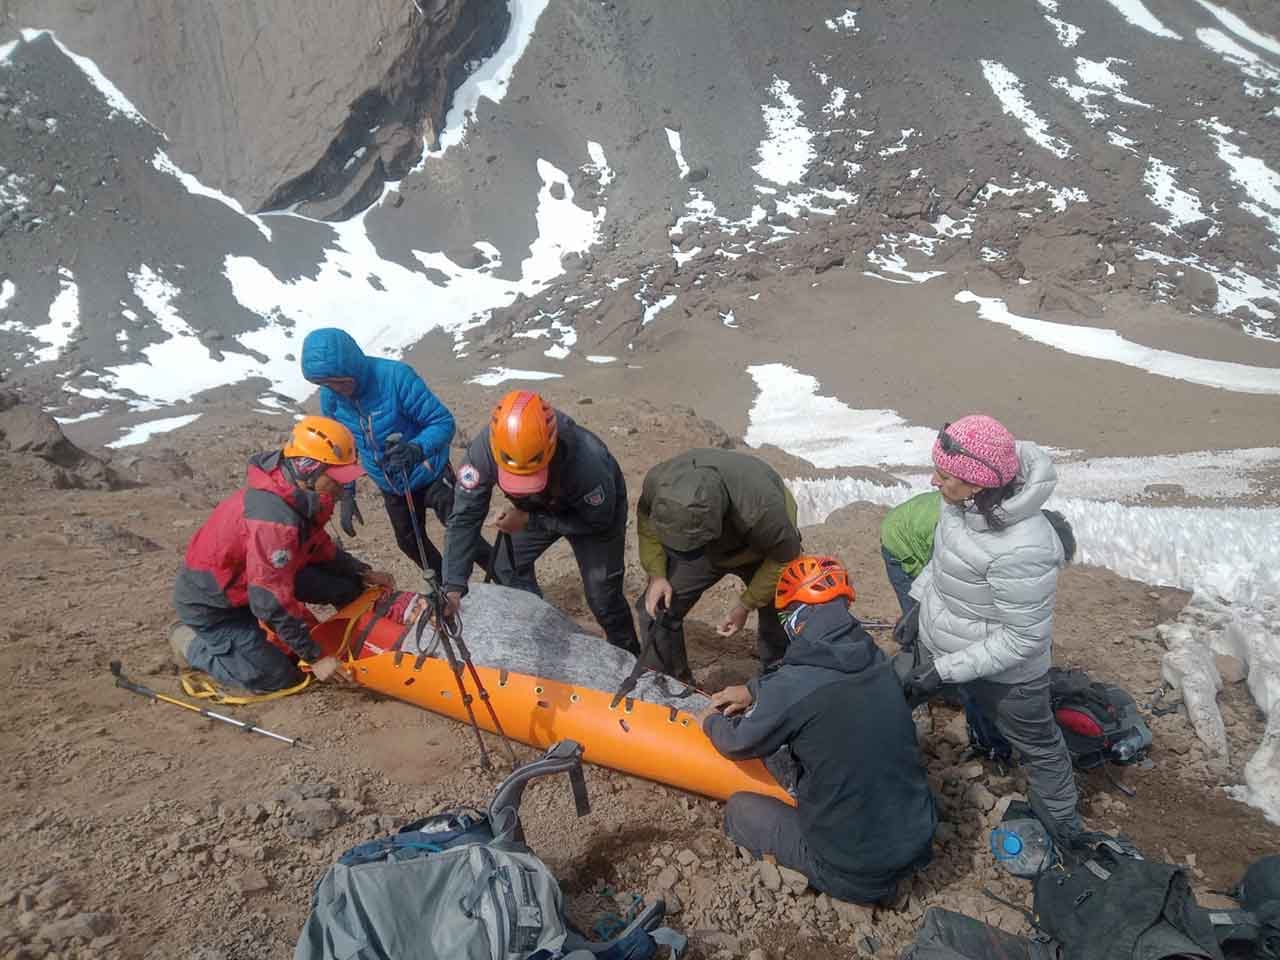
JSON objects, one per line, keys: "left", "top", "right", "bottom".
{"left": 937, "top": 423, "right": 1006, "bottom": 487}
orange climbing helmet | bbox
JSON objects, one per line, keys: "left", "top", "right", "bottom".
{"left": 775, "top": 555, "right": 856, "bottom": 610}
{"left": 283, "top": 416, "right": 363, "bottom": 483}
{"left": 489, "top": 391, "right": 558, "bottom": 495}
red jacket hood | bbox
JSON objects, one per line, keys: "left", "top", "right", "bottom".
{"left": 246, "top": 451, "right": 333, "bottom": 523}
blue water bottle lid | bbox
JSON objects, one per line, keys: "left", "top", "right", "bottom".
{"left": 1001, "top": 833, "right": 1024, "bottom": 856}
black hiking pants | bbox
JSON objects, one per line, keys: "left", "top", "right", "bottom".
{"left": 181, "top": 561, "right": 366, "bottom": 693}
{"left": 492, "top": 498, "right": 640, "bottom": 657}
{"left": 633, "top": 551, "right": 788, "bottom": 684}
{"left": 384, "top": 465, "right": 492, "bottom": 580}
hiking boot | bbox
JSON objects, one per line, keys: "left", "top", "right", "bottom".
{"left": 168, "top": 622, "right": 196, "bottom": 667}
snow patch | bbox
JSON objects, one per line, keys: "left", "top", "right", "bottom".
{"left": 754, "top": 77, "right": 815, "bottom": 186}
{"left": 30, "top": 268, "right": 80, "bottom": 364}
{"left": 106, "top": 413, "right": 203, "bottom": 449}
{"left": 0, "top": 279, "right": 13, "bottom": 310}
{"left": 825, "top": 9, "right": 859, "bottom": 33}
{"left": 1100, "top": 0, "right": 1181, "bottom": 40}
{"left": 641, "top": 294, "right": 677, "bottom": 326}
{"left": 955, "top": 291, "right": 1280, "bottom": 393}
{"left": 22, "top": 30, "right": 151, "bottom": 123}
{"left": 1144, "top": 157, "right": 1208, "bottom": 231}
{"left": 424, "top": 0, "right": 552, "bottom": 157}
{"left": 1193, "top": 0, "right": 1280, "bottom": 57}
{"left": 1208, "top": 130, "right": 1280, "bottom": 248}
{"left": 1159, "top": 593, "right": 1280, "bottom": 823}
{"left": 1197, "top": 28, "right": 1280, "bottom": 91}
{"left": 585, "top": 355, "right": 616, "bottom": 364}
{"left": 721, "top": 310, "right": 738, "bottom": 329}
{"left": 980, "top": 60, "right": 1072, "bottom": 158}
{"left": 467, "top": 367, "right": 564, "bottom": 387}
{"left": 585, "top": 140, "right": 614, "bottom": 187}
{"left": 152, "top": 151, "right": 272, "bottom": 241}
{"left": 1045, "top": 15, "right": 1084, "bottom": 47}
{"left": 227, "top": 161, "right": 602, "bottom": 402}
{"left": 665, "top": 128, "right": 691, "bottom": 179}
{"left": 744, "top": 363, "right": 938, "bottom": 468}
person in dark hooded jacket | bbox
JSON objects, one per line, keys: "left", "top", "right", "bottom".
{"left": 636, "top": 449, "right": 802, "bottom": 681}
{"left": 700, "top": 556, "right": 936, "bottom": 904}
{"left": 300, "top": 327, "right": 490, "bottom": 579}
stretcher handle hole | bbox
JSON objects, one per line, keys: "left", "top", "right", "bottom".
{"left": 680, "top": 719, "right": 689, "bottom": 727}
{"left": 618, "top": 718, "right": 631, "bottom": 733}
{"left": 537, "top": 700, "right": 550, "bottom": 709}
{"left": 404, "top": 678, "right": 415, "bottom": 687}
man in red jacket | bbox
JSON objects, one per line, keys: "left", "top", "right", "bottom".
{"left": 172, "top": 417, "right": 394, "bottom": 692}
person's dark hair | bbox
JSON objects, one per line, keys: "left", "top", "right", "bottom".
{"left": 971, "top": 480, "right": 1018, "bottom": 530}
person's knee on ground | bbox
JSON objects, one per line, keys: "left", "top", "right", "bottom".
{"left": 185, "top": 626, "right": 303, "bottom": 693}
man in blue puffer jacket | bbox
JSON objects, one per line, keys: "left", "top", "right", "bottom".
{"left": 301, "top": 328, "right": 491, "bottom": 579}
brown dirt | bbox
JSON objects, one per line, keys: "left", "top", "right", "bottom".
{"left": 1, "top": 397, "right": 1276, "bottom": 960}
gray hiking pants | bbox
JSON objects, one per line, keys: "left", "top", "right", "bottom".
{"left": 897, "top": 646, "right": 1079, "bottom": 828}
{"left": 724, "top": 793, "right": 908, "bottom": 905}
{"left": 634, "top": 551, "right": 789, "bottom": 684}
{"left": 181, "top": 563, "right": 365, "bottom": 692}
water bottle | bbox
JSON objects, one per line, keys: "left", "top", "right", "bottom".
{"left": 990, "top": 819, "right": 1053, "bottom": 877}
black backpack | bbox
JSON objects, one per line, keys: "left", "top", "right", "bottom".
{"left": 1033, "top": 837, "right": 1224, "bottom": 960}
{"left": 1048, "top": 668, "right": 1153, "bottom": 769}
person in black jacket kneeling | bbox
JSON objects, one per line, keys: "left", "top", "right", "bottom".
{"left": 699, "top": 555, "right": 937, "bottom": 904}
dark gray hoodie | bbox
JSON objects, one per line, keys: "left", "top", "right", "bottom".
{"left": 704, "top": 602, "right": 937, "bottom": 901}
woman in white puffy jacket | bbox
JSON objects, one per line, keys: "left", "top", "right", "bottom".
{"left": 899, "top": 414, "right": 1079, "bottom": 832}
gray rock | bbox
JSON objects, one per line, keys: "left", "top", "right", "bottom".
{"left": 653, "top": 865, "right": 680, "bottom": 891}
{"left": 1179, "top": 266, "right": 1219, "bottom": 309}
{"left": 231, "top": 868, "right": 271, "bottom": 894}
{"left": 297, "top": 783, "right": 337, "bottom": 800}
{"left": 964, "top": 782, "right": 997, "bottom": 813}
{"left": 34, "top": 877, "right": 72, "bottom": 910}
{"left": 675, "top": 848, "right": 698, "bottom": 867}
{"left": 37, "top": 912, "right": 112, "bottom": 944}
{"left": 778, "top": 865, "right": 809, "bottom": 896}
{"left": 757, "top": 860, "right": 782, "bottom": 892}
{"left": 1215, "top": 654, "right": 1247, "bottom": 684}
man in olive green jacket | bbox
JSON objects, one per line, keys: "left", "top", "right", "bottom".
{"left": 636, "top": 449, "right": 802, "bottom": 682}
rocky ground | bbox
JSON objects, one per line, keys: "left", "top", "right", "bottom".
{"left": 0, "top": 389, "right": 1277, "bottom": 960}
{"left": 3, "top": 1, "right": 1280, "bottom": 957}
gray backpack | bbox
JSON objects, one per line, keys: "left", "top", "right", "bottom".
{"left": 295, "top": 741, "right": 685, "bottom": 960}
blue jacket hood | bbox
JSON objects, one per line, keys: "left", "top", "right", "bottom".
{"left": 302, "top": 328, "right": 369, "bottom": 387}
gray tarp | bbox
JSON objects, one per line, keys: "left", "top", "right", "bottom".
{"left": 402, "top": 583, "right": 712, "bottom": 713}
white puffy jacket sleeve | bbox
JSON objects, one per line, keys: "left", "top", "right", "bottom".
{"left": 933, "top": 544, "right": 1060, "bottom": 684}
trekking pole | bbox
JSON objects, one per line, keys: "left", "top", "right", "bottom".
{"left": 385, "top": 437, "right": 506, "bottom": 770}
{"left": 110, "top": 661, "right": 312, "bottom": 749}
{"left": 432, "top": 586, "right": 519, "bottom": 770}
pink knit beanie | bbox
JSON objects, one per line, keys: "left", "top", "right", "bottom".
{"left": 932, "top": 415, "right": 1019, "bottom": 488}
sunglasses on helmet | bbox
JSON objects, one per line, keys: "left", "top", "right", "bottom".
{"left": 937, "top": 423, "right": 1006, "bottom": 487}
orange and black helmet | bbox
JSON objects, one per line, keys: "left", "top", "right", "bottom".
{"left": 775, "top": 555, "right": 856, "bottom": 610}
{"left": 283, "top": 416, "right": 363, "bottom": 483}
{"left": 489, "top": 391, "right": 558, "bottom": 495}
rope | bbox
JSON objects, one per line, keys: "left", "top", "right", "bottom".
{"left": 177, "top": 589, "right": 384, "bottom": 705}
{"left": 180, "top": 670, "right": 312, "bottom": 705}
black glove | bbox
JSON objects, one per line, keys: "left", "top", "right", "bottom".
{"left": 903, "top": 665, "right": 942, "bottom": 702}
{"left": 384, "top": 439, "right": 424, "bottom": 475}
{"left": 339, "top": 482, "right": 364, "bottom": 537}
{"left": 893, "top": 604, "right": 920, "bottom": 651}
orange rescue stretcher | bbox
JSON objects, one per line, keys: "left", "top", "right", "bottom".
{"left": 311, "top": 590, "right": 792, "bottom": 805}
